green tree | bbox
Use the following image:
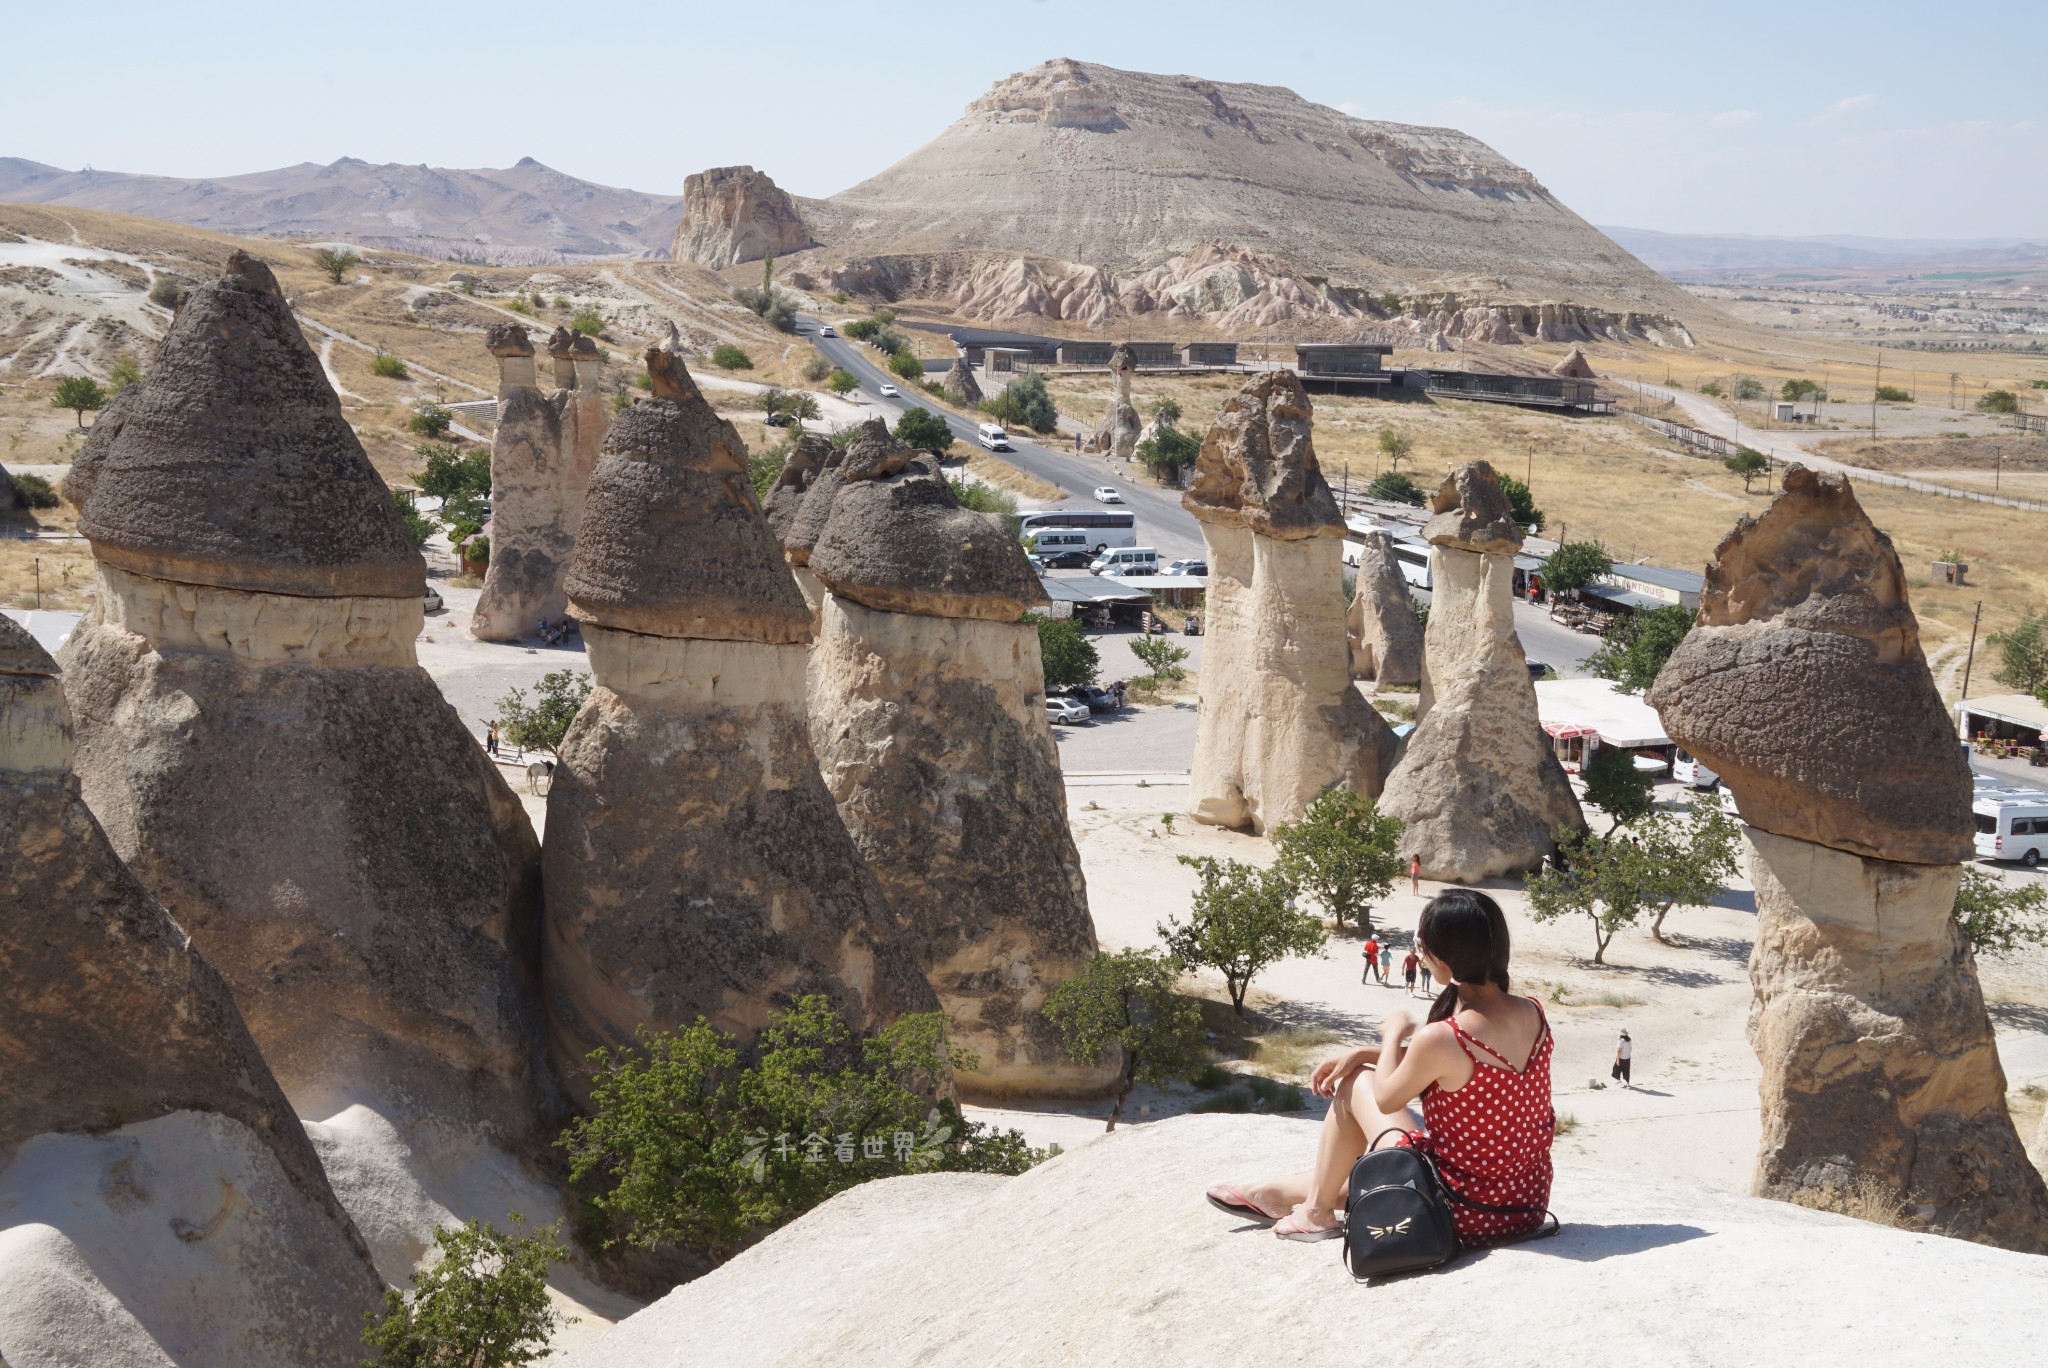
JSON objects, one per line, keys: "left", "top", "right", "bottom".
{"left": 570, "top": 307, "right": 605, "bottom": 337}
{"left": 407, "top": 402, "right": 454, "bottom": 439}
{"left": 1270, "top": 786, "right": 1405, "bottom": 932}
{"left": 826, "top": 369, "right": 858, "bottom": 395}
{"left": 370, "top": 351, "right": 410, "bottom": 380}
{"left": 310, "top": 247, "right": 359, "bottom": 284}
{"left": 1874, "top": 384, "right": 1912, "bottom": 403}
{"left": 748, "top": 441, "right": 789, "bottom": 499}
{"left": 1952, "top": 867, "right": 2048, "bottom": 955}
{"left": 1725, "top": 448, "right": 1769, "bottom": 492}
{"left": 1379, "top": 291, "right": 1403, "bottom": 315}
{"left": 887, "top": 349, "right": 924, "bottom": 382}
{"left": 1733, "top": 377, "right": 1766, "bottom": 401}
{"left": 984, "top": 372, "right": 1058, "bottom": 434}
{"left": 1526, "top": 829, "right": 1651, "bottom": 964}
{"left": 50, "top": 375, "right": 106, "bottom": 428}
{"left": 106, "top": 353, "right": 144, "bottom": 392}
{"left": 1639, "top": 799, "right": 1742, "bottom": 941}
{"left": 1498, "top": 473, "right": 1544, "bottom": 531}
{"left": 1135, "top": 425, "right": 1201, "bottom": 480}
{"left": 1151, "top": 397, "right": 1183, "bottom": 425}
{"left": 1032, "top": 614, "right": 1099, "bottom": 691}
{"left": 1978, "top": 389, "right": 2021, "bottom": 415}
{"left": 1581, "top": 744, "right": 1656, "bottom": 835}
{"left": 895, "top": 407, "right": 952, "bottom": 453}
{"left": 147, "top": 274, "right": 184, "bottom": 308}
{"left": 1698, "top": 380, "right": 1724, "bottom": 398}
{"left": 1586, "top": 603, "right": 1696, "bottom": 695}
{"left": 841, "top": 317, "right": 881, "bottom": 342}
{"left": 557, "top": 996, "right": 1044, "bottom": 1258}
{"left": 361, "top": 1216, "right": 567, "bottom": 1368}
{"left": 709, "top": 344, "right": 752, "bottom": 370}
{"left": 1540, "top": 540, "right": 1612, "bottom": 599}
{"left": 1991, "top": 611, "right": 2048, "bottom": 697}
{"left": 495, "top": 669, "right": 592, "bottom": 756}
{"left": 1376, "top": 427, "right": 1412, "bottom": 470}
{"left": 11, "top": 472, "right": 60, "bottom": 510}
{"left": 1041, "top": 950, "right": 1205, "bottom": 1130}
{"left": 1129, "top": 634, "right": 1190, "bottom": 684}
{"left": 1781, "top": 378, "right": 1825, "bottom": 402}
{"left": 393, "top": 490, "right": 438, "bottom": 547}
{"left": 414, "top": 442, "right": 492, "bottom": 503}
{"left": 778, "top": 391, "right": 822, "bottom": 423}
{"left": 1365, "top": 470, "right": 1424, "bottom": 506}
{"left": 1162, "top": 856, "right": 1325, "bottom": 1016}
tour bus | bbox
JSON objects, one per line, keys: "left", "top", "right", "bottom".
{"left": 1389, "top": 538, "right": 1433, "bottom": 591}
{"left": 1974, "top": 793, "right": 2048, "bottom": 867}
{"left": 1016, "top": 509, "right": 1138, "bottom": 556}
{"left": 1672, "top": 748, "right": 1720, "bottom": 790}
{"left": 977, "top": 422, "right": 1011, "bottom": 451}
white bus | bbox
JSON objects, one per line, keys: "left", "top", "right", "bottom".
{"left": 1389, "top": 539, "right": 1432, "bottom": 590}
{"left": 1017, "top": 509, "right": 1138, "bottom": 555}
{"left": 1975, "top": 794, "right": 2048, "bottom": 867}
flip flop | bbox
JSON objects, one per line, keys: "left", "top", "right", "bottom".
{"left": 1272, "top": 1207, "right": 1344, "bottom": 1243}
{"left": 1205, "top": 1185, "right": 1283, "bottom": 1224}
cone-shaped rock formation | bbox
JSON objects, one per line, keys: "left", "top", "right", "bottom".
{"left": 1550, "top": 346, "right": 1597, "bottom": 379}
{"left": 1379, "top": 461, "right": 1583, "bottom": 878}
{"left": 1094, "top": 343, "right": 1142, "bottom": 460}
{"left": 1649, "top": 466, "right": 2046, "bottom": 1252}
{"left": 806, "top": 430, "right": 1110, "bottom": 1097}
{"left": 1183, "top": 371, "right": 1396, "bottom": 833}
{"left": 1347, "top": 530, "right": 1423, "bottom": 686}
{"left": 942, "top": 357, "right": 983, "bottom": 405}
{"left": 545, "top": 347, "right": 937, "bottom": 1103}
{"left": 0, "top": 616, "right": 383, "bottom": 1367}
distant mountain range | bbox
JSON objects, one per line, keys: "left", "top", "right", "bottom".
{"left": 1601, "top": 225, "right": 2048, "bottom": 274}
{"left": 0, "top": 156, "right": 684, "bottom": 264}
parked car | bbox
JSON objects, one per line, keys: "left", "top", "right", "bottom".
{"left": 878, "top": 383, "right": 899, "bottom": 398}
{"left": 1673, "top": 748, "right": 1720, "bottom": 789}
{"left": 764, "top": 411, "right": 791, "bottom": 427}
{"left": 1025, "top": 554, "right": 1047, "bottom": 572}
{"left": 1041, "top": 549, "right": 1094, "bottom": 569}
{"left": 423, "top": 587, "right": 444, "bottom": 613}
{"left": 1093, "top": 486, "right": 1124, "bottom": 504}
{"left": 1045, "top": 696, "right": 1092, "bottom": 726}
{"left": 1065, "top": 685, "right": 1121, "bottom": 713}
{"left": 1163, "top": 559, "right": 1208, "bottom": 577}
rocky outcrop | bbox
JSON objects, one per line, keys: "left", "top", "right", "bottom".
{"left": 941, "top": 356, "right": 983, "bottom": 405}
{"left": 806, "top": 440, "right": 1109, "bottom": 1097}
{"left": 1648, "top": 467, "right": 2044, "bottom": 1252}
{"left": 543, "top": 346, "right": 935, "bottom": 1101}
{"left": 57, "top": 255, "right": 552, "bottom": 1201}
{"left": 763, "top": 433, "right": 836, "bottom": 620}
{"left": 470, "top": 324, "right": 608, "bottom": 642}
{"left": 1347, "top": 530, "right": 1422, "bottom": 686}
{"left": 1551, "top": 346, "right": 1596, "bottom": 379}
{"left": 1411, "top": 296, "right": 1696, "bottom": 349}
{"left": 2032, "top": 1105, "right": 2048, "bottom": 1177}
{"left": 1093, "top": 344, "right": 1142, "bottom": 460}
{"left": 1183, "top": 371, "right": 1396, "bottom": 833}
{"left": 1379, "top": 462, "right": 1582, "bottom": 879}
{"left": 673, "top": 166, "right": 814, "bottom": 268}
{"left": 0, "top": 616, "right": 383, "bottom": 1367}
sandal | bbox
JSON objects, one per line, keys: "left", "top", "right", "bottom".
{"left": 1272, "top": 1206, "right": 1344, "bottom": 1242}
{"left": 1205, "top": 1184, "right": 1284, "bottom": 1224}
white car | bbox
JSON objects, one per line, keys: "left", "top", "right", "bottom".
{"left": 1045, "top": 696, "right": 1092, "bottom": 726}
{"left": 820, "top": 326, "right": 836, "bottom": 337}
{"left": 1093, "top": 486, "right": 1123, "bottom": 504}
{"left": 877, "top": 383, "right": 899, "bottom": 398}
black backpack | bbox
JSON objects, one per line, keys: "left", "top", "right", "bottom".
{"left": 1342, "top": 1130, "right": 1558, "bottom": 1280}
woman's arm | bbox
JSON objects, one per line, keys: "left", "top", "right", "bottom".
{"left": 1308, "top": 1045, "right": 1381, "bottom": 1098}
{"left": 1369, "top": 1011, "right": 1458, "bottom": 1113}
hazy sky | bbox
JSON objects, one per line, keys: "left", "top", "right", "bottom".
{"left": 10, "top": 0, "right": 2042, "bottom": 239}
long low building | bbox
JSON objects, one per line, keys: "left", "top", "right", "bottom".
{"left": 1535, "top": 677, "right": 1672, "bottom": 773}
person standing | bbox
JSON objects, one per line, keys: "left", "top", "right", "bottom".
{"left": 1362, "top": 933, "right": 1381, "bottom": 986}
{"left": 1613, "top": 1030, "right": 1633, "bottom": 1088}
{"left": 1410, "top": 853, "right": 1422, "bottom": 896}
{"left": 1402, "top": 947, "right": 1419, "bottom": 996}
{"left": 1418, "top": 957, "right": 1434, "bottom": 999}
{"left": 485, "top": 720, "right": 499, "bottom": 756}
{"left": 1379, "top": 941, "right": 1394, "bottom": 987}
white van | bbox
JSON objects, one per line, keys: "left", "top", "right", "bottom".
{"left": 1974, "top": 795, "right": 2048, "bottom": 867}
{"left": 977, "top": 422, "right": 1011, "bottom": 451}
{"left": 1672, "top": 748, "right": 1720, "bottom": 790}
{"left": 1029, "top": 530, "right": 1093, "bottom": 566}
{"left": 1091, "top": 546, "right": 1158, "bottom": 577}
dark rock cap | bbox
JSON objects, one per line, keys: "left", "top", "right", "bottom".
{"left": 1424, "top": 461, "right": 1524, "bottom": 554}
{"left": 1182, "top": 370, "right": 1343, "bottom": 540}
{"left": 547, "top": 327, "right": 599, "bottom": 361}
{"left": 809, "top": 448, "right": 1048, "bottom": 622}
{"left": 763, "top": 433, "right": 833, "bottom": 549}
{"left": 71, "top": 252, "right": 424, "bottom": 598}
{"left": 566, "top": 346, "right": 810, "bottom": 643}
{"left": 486, "top": 322, "right": 534, "bottom": 357}
{"left": 0, "top": 614, "right": 57, "bottom": 677}
{"left": 1647, "top": 466, "right": 1971, "bottom": 864}
{"left": 779, "top": 436, "right": 853, "bottom": 567}
{"left": 60, "top": 377, "right": 145, "bottom": 513}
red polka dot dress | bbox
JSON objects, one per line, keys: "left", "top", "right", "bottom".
{"left": 1401, "top": 1000, "right": 1555, "bottom": 1244}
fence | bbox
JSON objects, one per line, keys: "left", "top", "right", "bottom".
{"left": 1621, "top": 409, "right": 2048, "bottom": 514}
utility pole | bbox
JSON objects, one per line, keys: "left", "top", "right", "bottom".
{"left": 1526, "top": 447, "right": 1533, "bottom": 491}
{"left": 1960, "top": 601, "right": 1983, "bottom": 701}
{"left": 1871, "top": 345, "right": 1882, "bottom": 440}
{"left": 33, "top": 558, "right": 40, "bottom": 611}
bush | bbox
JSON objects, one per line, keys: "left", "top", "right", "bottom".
{"left": 360, "top": 1216, "right": 567, "bottom": 1367}
{"left": 464, "top": 534, "right": 490, "bottom": 568}
{"left": 1152, "top": 397, "right": 1183, "bottom": 426}
{"left": 407, "top": 402, "right": 453, "bottom": 438}
{"left": 984, "top": 372, "right": 1058, "bottom": 435}
{"left": 1698, "top": 380, "right": 1724, "bottom": 397}
{"left": 748, "top": 441, "right": 789, "bottom": 499}
{"left": 1135, "top": 425, "right": 1200, "bottom": 478}
{"left": 310, "top": 247, "right": 359, "bottom": 284}
{"left": 570, "top": 307, "right": 605, "bottom": 337}
{"left": 147, "top": 275, "right": 184, "bottom": 308}
{"left": 841, "top": 317, "right": 882, "bottom": 343}
{"left": 1978, "top": 389, "right": 2021, "bottom": 415}
{"left": 370, "top": 351, "right": 410, "bottom": 380}
{"left": 106, "top": 354, "right": 143, "bottom": 392}
{"left": 945, "top": 476, "right": 1019, "bottom": 531}
{"left": 1781, "top": 378, "right": 1825, "bottom": 401}
{"left": 1874, "top": 384, "right": 1912, "bottom": 403}
{"left": 392, "top": 490, "right": 437, "bottom": 546}
{"left": 733, "top": 284, "right": 798, "bottom": 333}
{"left": 1585, "top": 603, "right": 1696, "bottom": 695}
{"left": 1733, "top": 378, "right": 1766, "bottom": 401}
{"left": 887, "top": 349, "right": 924, "bottom": 382}
{"left": 895, "top": 407, "right": 952, "bottom": 453}
{"left": 11, "top": 472, "right": 59, "bottom": 510}
{"left": 1952, "top": 867, "right": 2048, "bottom": 955}
{"left": 1364, "top": 470, "right": 1424, "bottom": 505}
{"left": 802, "top": 355, "right": 832, "bottom": 384}
{"left": 873, "top": 329, "right": 909, "bottom": 357}
{"left": 1041, "top": 950, "right": 1205, "bottom": 1130}
{"left": 557, "top": 996, "right": 1045, "bottom": 1257}
{"left": 1032, "top": 614, "right": 1099, "bottom": 690}
{"left": 1129, "top": 634, "right": 1190, "bottom": 684}
{"left": 826, "top": 369, "right": 858, "bottom": 395}
{"left": 507, "top": 299, "right": 532, "bottom": 316}
{"left": 495, "top": 669, "right": 592, "bottom": 755}
{"left": 710, "top": 344, "right": 753, "bottom": 371}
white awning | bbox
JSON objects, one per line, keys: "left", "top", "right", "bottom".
{"left": 1534, "top": 678, "right": 1671, "bottom": 749}
{"left": 1958, "top": 694, "right": 2048, "bottom": 734}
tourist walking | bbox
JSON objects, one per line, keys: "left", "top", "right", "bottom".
{"left": 1204, "top": 889, "right": 1555, "bottom": 1243}
{"left": 1402, "top": 948, "right": 1418, "bottom": 996}
{"left": 1418, "top": 958, "right": 1434, "bottom": 998}
{"left": 485, "top": 720, "right": 499, "bottom": 756}
{"left": 1613, "top": 1030, "right": 1633, "bottom": 1088}
{"left": 1410, "top": 853, "right": 1422, "bottom": 896}
{"left": 1362, "top": 933, "right": 1382, "bottom": 986}
{"left": 1379, "top": 942, "right": 1393, "bottom": 987}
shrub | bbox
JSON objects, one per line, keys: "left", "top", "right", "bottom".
{"left": 495, "top": 669, "right": 592, "bottom": 755}
{"left": 984, "top": 372, "right": 1058, "bottom": 434}
{"left": 872, "top": 329, "right": 909, "bottom": 357}
{"left": 748, "top": 440, "right": 788, "bottom": 499}
{"left": 570, "top": 307, "right": 605, "bottom": 337}
{"left": 11, "top": 472, "right": 59, "bottom": 510}
{"left": 826, "top": 369, "right": 858, "bottom": 395}
{"left": 710, "top": 344, "right": 753, "bottom": 371}
{"left": 392, "top": 490, "right": 437, "bottom": 547}
{"left": 1364, "top": 470, "right": 1424, "bottom": 505}
{"left": 887, "top": 349, "right": 924, "bottom": 382}
{"left": 1978, "top": 389, "right": 2021, "bottom": 415}
{"left": 147, "top": 275, "right": 184, "bottom": 308}
{"left": 557, "top": 996, "right": 1045, "bottom": 1257}
{"left": 733, "top": 284, "right": 798, "bottom": 333}
{"left": 802, "top": 355, "right": 832, "bottom": 383}
{"left": 1952, "top": 867, "right": 2048, "bottom": 955}
{"left": 895, "top": 407, "right": 952, "bottom": 453}
{"left": 50, "top": 375, "right": 105, "bottom": 428}
{"left": 1032, "top": 614, "right": 1099, "bottom": 690}
{"left": 464, "top": 534, "right": 490, "bottom": 568}
{"left": 360, "top": 1215, "right": 567, "bottom": 1367}
{"left": 1041, "top": 950, "right": 1206, "bottom": 1130}
{"left": 370, "top": 351, "right": 410, "bottom": 380}
{"left": 508, "top": 299, "right": 532, "bottom": 316}
{"left": 841, "top": 317, "right": 881, "bottom": 343}
{"left": 1698, "top": 380, "right": 1724, "bottom": 397}
{"left": 1733, "top": 378, "right": 1766, "bottom": 401}
{"left": 552, "top": 295, "right": 569, "bottom": 310}
{"left": 106, "top": 354, "right": 143, "bottom": 392}
{"left": 1379, "top": 291, "right": 1402, "bottom": 314}
{"left": 1152, "top": 397, "right": 1182, "bottom": 425}
{"left": 407, "top": 402, "right": 453, "bottom": 438}
{"left": 945, "top": 476, "right": 1018, "bottom": 531}
{"left": 1129, "top": 634, "right": 1190, "bottom": 684}
{"left": 310, "top": 247, "right": 359, "bottom": 284}
{"left": 1781, "top": 378, "right": 1825, "bottom": 401}
{"left": 1874, "top": 384, "right": 1912, "bottom": 403}
{"left": 1135, "top": 425, "right": 1200, "bottom": 478}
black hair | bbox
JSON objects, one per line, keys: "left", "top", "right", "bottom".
{"left": 1415, "top": 888, "right": 1512, "bottom": 1025}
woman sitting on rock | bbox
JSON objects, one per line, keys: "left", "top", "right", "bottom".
{"left": 1205, "top": 889, "right": 1554, "bottom": 1243}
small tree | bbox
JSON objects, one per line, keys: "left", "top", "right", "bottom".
{"left": 1586, "top": 603, "right": 1696, "bottom": 695}
{"left": 310, "top": 247, "right": 359, "bottom": 284}
{"left": 895, "top": 408, "right": 952, "bottom": 453}
{"left": 1874, "top": 385, "right": 1912, "bottom": 403}
{"left": 415, "top": 442, "right": 492, "bottom": 503}
{"left": 1376, "top": 427, "right": 1412, "bottom": 471}
{"left": 781, "top": 391, "right": 822, "bottom": 422}
{"left": 1540, "top": 540, "right": 1612, "bottom": 600}
{"left": 393, "top": 490, "right": 438, "bottom": 547}
{"left": 984, "top": 372, "right": 1058, "bottom": 434}
{"left": 887, "top": 349, "right": 924, "bottom": 382}
{"left": 1639, "top": 799, "right": 1742, "bottom": 941}
{"left": 106, "top": 354, "right": 144, "bottom": 392}
{"left": 11, "top": 473, "right": 60, "bottom": 510}
{"left": 709, "top": 344, "right": 752, "bottom": 370}
{"left": 408, "top": 402, "right": 453, "bottom": 438}
{"left": 495, "top": 669, "right": 592, "bottom": 756}
{"left": 1990, "top": 611, "right": 2048, "bottom": 697}
{"left": 1698, "top": 380, "right": 1724, "bottom": 398}
{"left": 1952, "top": 868, "right": 2048, "bottom": 955}
{"left": 1526, "top": 829, "right": 1650, "bottom": 964}
{"left": 827, "top": 369, "right": 858, "bottom": 395}
{"left": 1033, "top": 614, "right": 1099, "bottom": 690}
{"left": 945, "top": 476, "right": 1019, "bottom": 530}
{"left": 1733, "top": 378, "right": 1766, "bottom": 401}
{"left": 1978, "top": 390, "right": 2021, "bottom": 415}
{"left": 1580, "top": 744, "right": 1656, "bottom": 835}
{"left": 1270, "top": 786, "right": 1405, "bottom": 932}
{"left": 1041, "top": 950, "right": 1206, "bottom": 1130}
{"left": 1152, "top": 397, "right": 1183, "bottom": 425}
{"left": 147, "top": 274, "right": 184, "bottom": 308}
{"left": 1498, "top": 473, "right": 1543, "bottom": 531}
{"left": 1129, "top": 635, "right": 1190, "bottom": 684}
{"left": 570, "top": 307, "right": 605, "bottom": 337}
{"left": 50, "top": 375, "right": 106, "bottom": 428}
{"left": 371, "top": 351, "right": 410, "bottom": 380}
{"left": 1134, "top": 425, "right": 1201, "bottom": 481}
{"left": 361, "top": 1216, "right": 567, "bottom": 1368}
{"left": 1162, "top": 856, "right": 1326, "bottom": 1016}
{"left": 748, "top": 441, "right": 788, "bottom": 499}
{"left": 1781, "top": 378, "right": 1825, "bottom": 402}
{"left": 1725, "top": 448, "right": 1769, "bottom": 492}
{"left": 1365, "top": 470, "right": 1424, "bottom": 506}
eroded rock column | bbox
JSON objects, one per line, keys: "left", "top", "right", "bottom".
{"left": 543, "top": 351, "right": 936, "bottom": 1102}
{"left": 1379, "top": 462, "right": 1582, "bottom": 878}
{"left": 762, "top": 431, "right": 837, "bottom": 625}
{"left": 806, "top": 426, "right": 1112, "bottom": 1097}
{"left": 1650, "top": 465, "right": 2048, "bottom": 1252}
{"left": 1184, "top": 371, "right": 1395, "bottom": 834}
{"left": 1094, "top": 343, "right": 1141, "bottom": 460}
{"left": 1347, "top": 529, "right": 1423, "bottom": 687}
